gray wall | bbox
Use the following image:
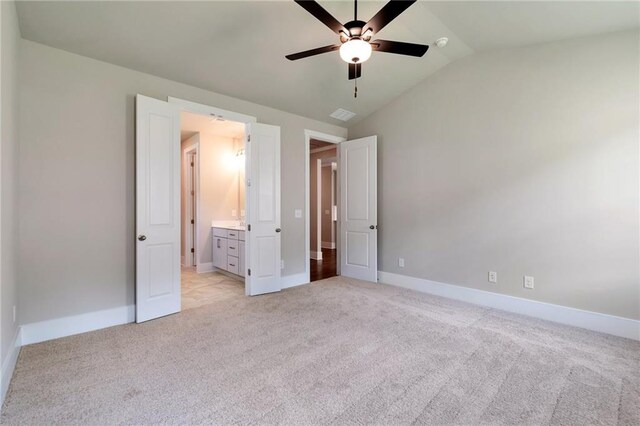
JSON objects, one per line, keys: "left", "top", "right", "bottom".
{"left": 18, "top": 40, "right": 346, "bottom": 325}
{"left": 349, "top": 30, "right": 639, "bottom": 320}
{"left": 1, "top": 0, "right": 20, "bottom": 365}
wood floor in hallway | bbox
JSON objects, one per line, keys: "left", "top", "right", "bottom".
{"left": 310, "top": 249, "right": 337, "bottom": 282}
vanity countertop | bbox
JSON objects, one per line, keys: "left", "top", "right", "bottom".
{"left": 211, "top": 221, "right": 245, "bottom": 231}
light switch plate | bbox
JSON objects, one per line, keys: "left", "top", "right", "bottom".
{"left": 231, "top": 209, "right": 237, "bottom": 217}
{"left": 398, "top": 258, "right": 405, "bottom": 268}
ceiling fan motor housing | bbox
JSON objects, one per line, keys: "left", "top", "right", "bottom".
{"left": 342, "top": 20, "right": 369, "bottom": 41}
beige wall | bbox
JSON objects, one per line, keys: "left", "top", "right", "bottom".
{"left": 349, "top": 30, "right": 640, "bottom": 320}
{"left": 309, "top": 146, "right": 337, "bottom": 253}
{"left": 197, "top": 131, "right": 239, "bottom": 267}
{"left": 18, "top": 40, "right": 346, "bottom": 325}
{"left": 1, "top": 0, "right": 20, "bottom": 366}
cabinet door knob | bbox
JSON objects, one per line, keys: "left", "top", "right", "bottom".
{"left": 275, "top": 228, "right": 281, "bottom": 233}
{"left": 138, "top": 235, "right": 146, "bottom": 241}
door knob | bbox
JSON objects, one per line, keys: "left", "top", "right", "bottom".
{"left": 275, "top": 228, "right": 281, "bottom": 233}
{"left": 369, "top": 225, "right": 375, "bottom": 230}
{"left": 138, "top": 235, "right": 147, "bottom": 241}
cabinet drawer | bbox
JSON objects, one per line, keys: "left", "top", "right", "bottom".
{"left": 227, "top": 256, "right": 239, "bottom": 275}
{"left": 212, "top": 227, "right": 227, "bottom": 238}
{"left": 238, "top": 231, "right": 245, "bottom": 241}
{"left": 226, "top": 229, "right": 240, "bottom": 240}
{"left": 227, "top": 241, "right": 239, "bottom": 257}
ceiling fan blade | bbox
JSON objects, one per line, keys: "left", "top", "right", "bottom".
{"left": 294, "top": 0, "right": 346, "bottom": 34}
{"left": 371, "top": 39, "right": 429, "bottom": 57}
{"left": 363, "top": 0, "right": 416, "bottom": 35}
{"left": 348, "top": 63, "right": 362, "bottom": 80}
{"left": 285, "top": 44, "right": 340, "bottom": 61}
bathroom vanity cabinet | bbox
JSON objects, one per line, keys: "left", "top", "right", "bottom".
{"left": 212, "top": 226, "right": 246, "bottom": 278}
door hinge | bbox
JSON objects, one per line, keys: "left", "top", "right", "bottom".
{"left": 247, "top": 134, "right": 251, "bottom": 142}
{"left": 191, "top": 190, "right": 194, "bottom": 195}
{"left": 190, "top": 162, "right": 194, "bottom": 167}
{"left": 247, "top": 224, "right": 251, "bottom": 231}
{"left": 247, "top": 179, "right": 251, "bottom": 187}
{"left": 191, "top": 219, "right": 194, "bottom": 224}
{"left": 191, "top": 248, "right": 194, "bottom": 253}
{"left": 248, "top": 269, "right": 251, "bottom": 276}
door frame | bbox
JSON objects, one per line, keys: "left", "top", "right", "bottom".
{"left": 304, "top": 130, "right": 346, "bottom": 283}
{"left": 168, "top": 96, "right": 257, "bottom": 278}
{"left": 182, "top": 143, "right": 198, "bottom": 267}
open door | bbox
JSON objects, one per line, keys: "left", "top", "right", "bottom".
{"left": 245, "top": 123, "right": 282, "bottom": 296}
{"left": 340, "top": 136, "right": 378, "bottom": 282}
{"left": 135, "top": 95, "right": 181, "bottom": 322}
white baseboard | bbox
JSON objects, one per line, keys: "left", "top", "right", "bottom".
{"left": 21, "top": 305, "right": 135, "bottom": 346}
{"left": 378, "top": 271, "right": 640, "bottom": 341}
{"left": 310, "top": 251, "right": 323, "bottom": 260}
{"left": 321, "top": 242, "right": 336, "bottom": 249}
{"left": 1, "top": 327, "right": 22, "bottom": 406}
{"left": 196, "top": 262, "right": 213, "bottom": 273}
{"left": 282, "top": 273, "right": 309, "bottom": 289}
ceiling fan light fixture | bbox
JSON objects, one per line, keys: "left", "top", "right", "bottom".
{"left": 339, "top": 38, "right": 372, "bottom": 64}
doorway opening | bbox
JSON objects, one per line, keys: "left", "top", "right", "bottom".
{"left": 306, "top": 131, "right": 345, "bottom": 283}
{"left": 179, "top": 110, "right": 246, "bottom": 310}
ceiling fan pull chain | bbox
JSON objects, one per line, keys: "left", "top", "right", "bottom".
{"left": 354, "top": 78, "right": 358, "bottom": 98}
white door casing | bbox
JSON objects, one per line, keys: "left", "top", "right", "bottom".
{"left": 245, "top": 123, "right": 282, "bottom": 296}
{"left": 135, "top": 94, "right": 181, "bottom": 322}
{"left": 340, "top": 136, "right": 378, "bottom": 282}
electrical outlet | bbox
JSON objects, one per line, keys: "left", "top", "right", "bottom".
{"left": 13, "top": 306, "right": 16, "bottom": 323}
{"left": 524, "top": 275, "right": 535, "bottom": 289}
{"left": 231, "top": 209, "right": 237, "bottom": 217}
{"left": 398, "top": 258, "right": 405, "bottom": 268}
{"left": 488, "top": 271, "right": 497, "bottom": 283}
{"left": 294, "top": 209, "right": 302, "bottom": 219}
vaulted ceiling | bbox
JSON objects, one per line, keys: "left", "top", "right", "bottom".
{"left": 16, "top": 1, "right": 639, "bottom": 125}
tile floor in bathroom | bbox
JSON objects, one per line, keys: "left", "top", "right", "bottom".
{"left": 181, "top": 267, "right": 244, "bottom": 310}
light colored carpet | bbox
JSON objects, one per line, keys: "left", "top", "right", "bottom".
{"left": 2, "top": 276, "right": 639, "bottom": 425}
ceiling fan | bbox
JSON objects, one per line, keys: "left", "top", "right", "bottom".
{"left": 285, "top": 0, "right": 429, "bottom": 97}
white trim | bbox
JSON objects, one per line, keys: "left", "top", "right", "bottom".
{"left": 321, "top": 242, "right": 336, "bottom": 249}
{"left": 21, "top": 305, "right": 135, "bottom": 346}
{"left": 281, "top": 273, "right": 309, "bottom": 289}
{"left": 378, "top": 271, "right": 640, "bottom": 341}
{"left": 1, "top": 327, "right": 22, "bottom": 406}
{"left": 168, "top": 97, "right": 257, "bottom": 124}
{"left": 196, "top": 262, "right": 214, "bottom": 273}
{"left": 310, "top": 251, "right": 323, "bottom": 260}
{"left": 304, "top": 130, "right": 345, "bottom": 285}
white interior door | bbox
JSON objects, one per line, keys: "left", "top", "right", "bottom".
{"left": 340, "top": 136, "right": 378, "bottom": 282}
{"left": 245, "top": 123, "right": 282, "bottom": 296}
{"left": 136, "top": 94, "right": 181, "bottom": 322}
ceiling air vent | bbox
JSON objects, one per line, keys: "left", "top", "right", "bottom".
{"left": 330, "top": 108, "right": 356, "bottom": 122}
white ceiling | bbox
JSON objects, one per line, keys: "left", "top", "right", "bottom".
{"left": 16, "top": 1, "right": 639, "bottom": 125}
{"left": 181, "top": 111, "right": 246, "bottom": 141}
